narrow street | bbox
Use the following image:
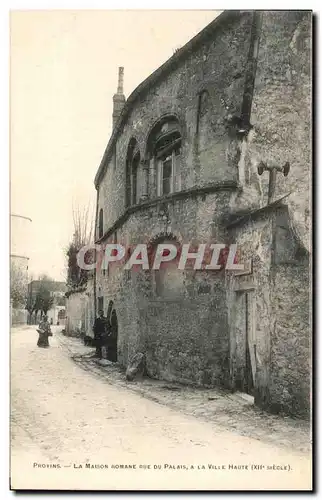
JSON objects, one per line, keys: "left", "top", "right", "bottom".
{"left": 11, "top": 326, "right": 312, "bottom": 491}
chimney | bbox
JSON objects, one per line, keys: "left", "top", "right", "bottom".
{"left": 112, "top": 67, "right": 125, "bottom": 129}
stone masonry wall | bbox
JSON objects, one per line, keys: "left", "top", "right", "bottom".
{"left": 232, "top": 11, "right": 311, "bottom": 250}
{"left": 96, "top": 190, "right": 233, "bottom": 387}
{"left": 269, "top": 206, "right": 311, "bottom": 417}
{"left": 93, "top": 11, "right": 311, "bottom": 415}
{"left": 96, "top": 12, "right": 253, "bottom": 235}
{"left": 66, "top": 282, "right": 95, "bottom": 338}
{"left": 270, "top": 262, "right": 310, "bottom": 418}
{"left": 227, "top": 205, "right": 310, "bottom": 418}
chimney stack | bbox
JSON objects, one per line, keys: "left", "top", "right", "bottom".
{"left": 113, "top": 67, "right": 125, "bottom": 129}
{"left": 117, "top": 67, "right": 124, "bottom": 94}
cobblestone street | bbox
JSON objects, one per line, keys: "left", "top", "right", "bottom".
{"left": 11, "top": 327, "right": 312, "bottom": 491}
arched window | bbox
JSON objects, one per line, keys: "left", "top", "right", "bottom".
{"left": 126, "top": 138, "right": 141, "bottom": 207}
{"left": 98, "top": 208, "right": 103, "bottom": 238}
{"left": 146, "top": 117, "right": 182, "bottom": 197}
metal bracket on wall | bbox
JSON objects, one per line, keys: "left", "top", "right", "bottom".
{"left": 257, "top": 161, "right": 290, "bottom": 204}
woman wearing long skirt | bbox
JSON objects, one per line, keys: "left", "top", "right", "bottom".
{"left": 37, "top": 315, "right": 52, "bottom": 348}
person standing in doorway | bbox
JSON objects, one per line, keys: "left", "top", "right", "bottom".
{"left": 93, "top": 310, "right": 107, "bottom": 359}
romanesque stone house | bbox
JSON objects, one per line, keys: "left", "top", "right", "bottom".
{"left": 93, "top": 11, "right": 311, "bottom": 418}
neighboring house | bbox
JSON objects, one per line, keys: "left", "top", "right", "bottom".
{"left": 47, "top": 290, "right": 67, "bottom": 326}
{"left": 93, "top": 11, "right": 311, "bottom": 417}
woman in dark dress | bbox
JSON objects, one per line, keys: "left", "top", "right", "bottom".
{"left": 37, "top": 315, "right": 52, "bottom": 348}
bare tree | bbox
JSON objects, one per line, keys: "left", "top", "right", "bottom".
{"left": 72, "top": 203, "right": 94, "bottom": 249}
{"left": 66, "top": 202, "right": 95, "bottom": 289}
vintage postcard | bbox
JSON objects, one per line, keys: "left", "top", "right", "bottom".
{"left": 10, "top": 9, "right": 312, "bottom": 491}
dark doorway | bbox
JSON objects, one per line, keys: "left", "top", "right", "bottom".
{"left": 234, "top": 291, "right": 255, "bottom": 396}
{"left": 97, "top": 296, "right": 104, "bottom": 314}
{"left": 58, "top": 309, "right": 65, "bottom": 321}
{"left": 244, "top": 294, "right": 254, "bottom": 395}
{"left": 106, "top": 300, "right": 114, "bottom": 321}
{"left": 107, "top": 308, "right": 118, "bottom": 362}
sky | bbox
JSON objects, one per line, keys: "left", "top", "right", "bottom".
{"left": 10, "top": 10, "right": 219, "bottom": 281}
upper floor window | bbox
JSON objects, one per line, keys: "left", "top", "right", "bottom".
{"left": 147, "top": 117, "right": 182, "bottom": 197}
{"left": 157, "top": 147, "right": 181, "bottom": 196}
{"left": 98, "top": 208, "right": 103, "bottom": 238}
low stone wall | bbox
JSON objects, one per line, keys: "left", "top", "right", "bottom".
{"left": 65, "top": 284, "right": 95, "bottom": 338}
{"left": 11, "top": 307, "right": 28, "bottom": 326}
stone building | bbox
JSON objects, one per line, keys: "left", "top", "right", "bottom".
{"left": 93, "top": 11, "right": 311, "bottom": 417}
{"left": 65, "top": 278, "right": 95, "bottom": 337}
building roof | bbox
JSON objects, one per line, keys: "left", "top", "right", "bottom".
{"left": 94, "top": 10, "right": 244, "bottom": 188}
